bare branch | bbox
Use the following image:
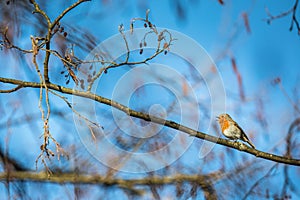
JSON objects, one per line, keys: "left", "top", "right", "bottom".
{"left": 264, "top": 0, "right": 300, "bottom": 34}
{"left": 1, "top": 77, "right": 300, "bottom": 166}
{"left": 0, "top": 171, "right": 220, "bottom": 188}
{"left": 242, "top": 164, "right": 278, "bottom": 200}
{"left": 50, "top": 0, "right": 91, "bottom": 31}
{"left": 0, "top": 85, "right": 22, "bottom": 93}
{"left": 272, "top": 77, "right": 300, "bottom": 114}
{"left": 30, "top": 0, "right": 51, "bottom": 27}
{"left": 0, "top": 26, "right": 34, "bottom": 53}
{"left": 29, "top": 0, "right": 90, "bottom": 83}
{"left": 49, "top": 89, "right": 102, "bottom": 128}
{"left": 29, "top": 0, "right": 52, "bottom": 83}
{"left": 86, "top": 10, "right": 174, "bottom": 91}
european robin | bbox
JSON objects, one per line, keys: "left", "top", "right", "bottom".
{"left": 217, "top": 113, "right": 255, "bottom": 149}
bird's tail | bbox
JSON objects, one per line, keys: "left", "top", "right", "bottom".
{"left": 246, "top": 140, "right": 255, "bottom": 149}
{"left": 242, "top": 134, "right": 255, "bottom": 149}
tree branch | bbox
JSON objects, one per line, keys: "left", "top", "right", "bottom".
{"left": 0, "top": 85, "right": 22, "bottom": 93}
{"left": 0, "top": 171, "right": 219, "bottom": 188}
{"left": 50, "top": 0, "right": 91, "bottom": 31}
{"left": 1, "top": 77, "right": 300, "bottom": 166}
{"left": 29, "top": 0, "right": 90, "bottom": 84}
{"left": 265, "top": 0, "right": 300, "bottom": 34}
{"left": 30, "top": 0, "right": 52, "bottom": 83}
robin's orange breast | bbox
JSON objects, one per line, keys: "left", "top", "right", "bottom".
{"left": 220, "top": 119, "right": 230, "bottom": 133}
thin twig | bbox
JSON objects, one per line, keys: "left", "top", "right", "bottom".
{"left": 50, "top": 0, "right": 91, "bottom": 31}
{"left": 87, "top": 11, "right": 174, "bottom": 91}
{"left": 242, "top": 164, "right": 278, "bottom": 200}
{"left": 49, "top": 90, "right": 101, "bottom": 128}
{"left": 264, "top": 0, "right": 300, "bottom": 34}
{"left": 30, "top": 35, "right": 53, "bottom": 174}
{"left": 0, "top": 85, "right": 22, "bottom": 93}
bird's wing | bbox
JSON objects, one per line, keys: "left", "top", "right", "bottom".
{"left": 237, "top": 123, "right": 255, "bottom": 148}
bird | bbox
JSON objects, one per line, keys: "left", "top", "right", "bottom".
{"left": 217, "top": 113, "right": 255, "bottom": 149}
